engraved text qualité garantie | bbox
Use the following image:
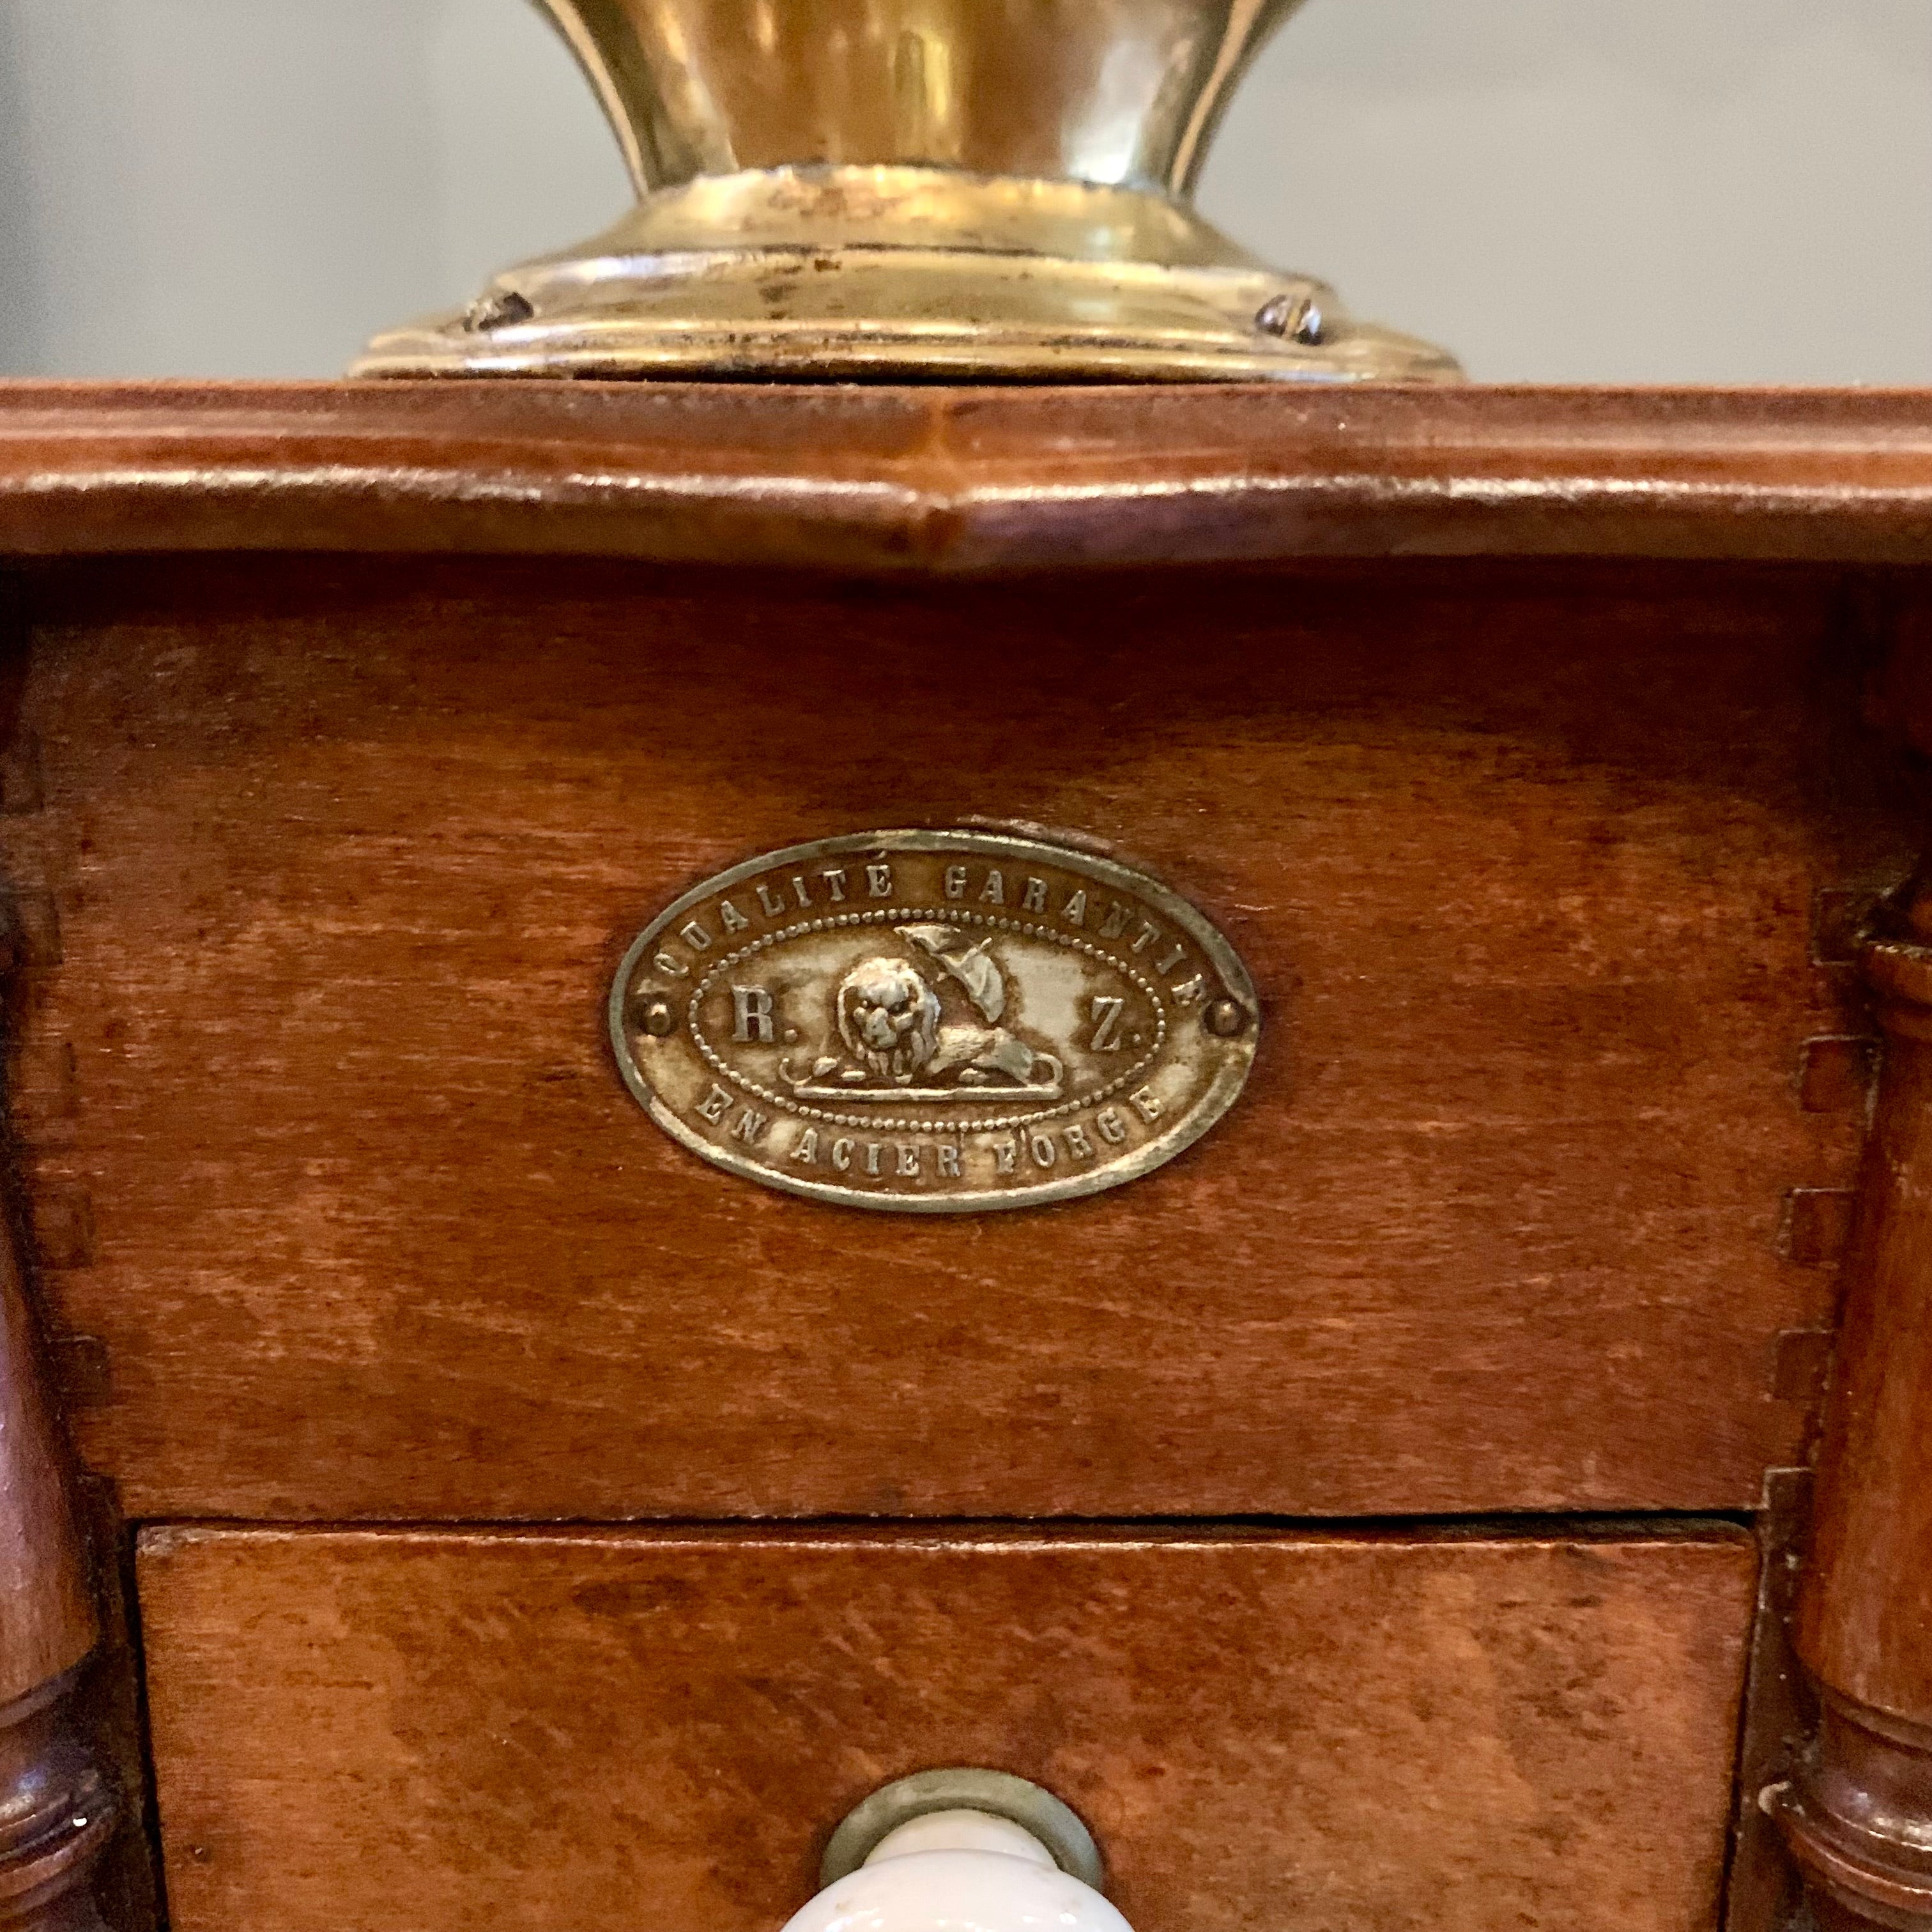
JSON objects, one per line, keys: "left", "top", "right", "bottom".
{"left": 610, "top": 831, "right": 1258, "bottom": 1212}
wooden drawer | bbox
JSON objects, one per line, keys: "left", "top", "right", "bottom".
{"left": 7, "top": 552, "right": 1905, "bottom": 1522}
{"left": 135, "top": 1525, "right": 1756, "bottom": 1932}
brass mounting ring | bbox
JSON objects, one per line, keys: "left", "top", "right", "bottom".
{"left": 818, "top": 1768, "right": 1103, "bottom": 1891}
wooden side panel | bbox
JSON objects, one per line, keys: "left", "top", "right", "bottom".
{"left": 135, "top": 1526, "right": 1759, "bottom": 1932}
{"left": 6, "top": 556, "right": 1903, "bottom": 1519}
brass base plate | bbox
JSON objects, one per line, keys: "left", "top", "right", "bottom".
{"left": 819, "top": 1770, "right": 1104, "bottom": 1889}
{"left": 354, "top": 166, "right": 1459, "bottom": 385}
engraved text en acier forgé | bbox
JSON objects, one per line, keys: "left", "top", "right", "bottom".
{"left": 611, "top": 833, "right": 1258, "bottom": 1213}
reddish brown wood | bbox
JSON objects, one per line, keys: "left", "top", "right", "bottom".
{"left": 0, "top": 1248, "right": 94, "bottom": 1702}
{"left": 0, "top": 1162, "right": 113, "bottom": 1928}
{"left": 1777, "top": 873, "right": 1932, "bottom": 1932}
{"left": 134, "top": 1523, "right": 1757, "bottom": 1932}
{"left": 1724, "top": 1470, "right": 1814, "bottom": 1932}
{"left": 1, "top": 383, "right": 1932, "bottom": 574}
{"left": 0, "top": 383, "right": 1920, "bottom": 1929}
{"left": 0, "top": 555, "right": 1900, "bottom": 1521}
{"left": 0, "top": 583, "right": 124, "bottom": 1932}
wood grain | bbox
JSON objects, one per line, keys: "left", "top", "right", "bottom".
{"left": 4, "top": 383, "right": 1932, "bottom": 574}
{"left": 3, "top": 553, "right": 1902, "bottom": 1521}
{"left": 135, "top": 1524, "right": 1758, "bottom": 1932}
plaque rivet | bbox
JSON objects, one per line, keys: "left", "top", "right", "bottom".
{"left": 465, "top": 289, "right": 535, "bottom": 334}
{"left": 633, "top": 994, "right": 677, "bottom": 1038}
{"left": 1255, "top": 293, "right": 1322, "bottom": 345}
{"left": 1204, "top": 997, "right": 1247, "bottom": 1038}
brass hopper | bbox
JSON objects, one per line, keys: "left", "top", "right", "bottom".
{"left": 355, "top": 0, "right": 1459, "bottom": 381}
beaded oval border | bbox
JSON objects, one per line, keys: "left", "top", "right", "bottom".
{"left": 685, "top": 907, "right": 1167, "bottom": 1133}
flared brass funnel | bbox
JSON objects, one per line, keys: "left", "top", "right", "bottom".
{"left": 355, "top": 0, "right": 1457, "bottom": 383}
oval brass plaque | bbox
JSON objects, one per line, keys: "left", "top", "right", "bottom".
{"left": 610, "top": 831, "right": 1259, "bottom": 1213}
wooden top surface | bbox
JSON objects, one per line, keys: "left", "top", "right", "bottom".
{"left": 2, "top": 381, "right": 1931, "bottom": 574}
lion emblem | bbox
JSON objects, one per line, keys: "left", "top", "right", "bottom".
{"left": 784, "top": 926, "right": 1063, "bottom": 1099}
{"left": 838, "top": 957, "right": 942, "bottom": 1082}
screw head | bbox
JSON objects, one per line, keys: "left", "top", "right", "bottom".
{"left": 632, "top": 993, "right": 677, "bottom": 1038}
{"left": 1204, "top": 997, "right": 1248, "bottom": 1038}
{"left": 1255, "top": 293, "right": 1324, "bottom": 346}
{"left": 465, "top": 289, "right": 535, "bottom": 334}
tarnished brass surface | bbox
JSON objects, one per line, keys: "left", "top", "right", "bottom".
{"left": 542, "top": 0, "right": 1302, "bottom": 196}
{"left": 356, "top": 0, "right": 1458, "bottom": 383}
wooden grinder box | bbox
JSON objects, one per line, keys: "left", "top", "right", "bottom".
{"left": 0, "top": 11, "right": 1929, "bottom": 1932}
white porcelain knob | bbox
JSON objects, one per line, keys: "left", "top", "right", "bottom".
{"left": 782, "top": 1788, "right": 1133, "bottom": 1932}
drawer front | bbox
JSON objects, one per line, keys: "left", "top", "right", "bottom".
{"left": 12, "top": 556, "right": 1899, "bottom": 1518}
{"left": 137, "top": 1526, "right": 1756, "bottom": 1932}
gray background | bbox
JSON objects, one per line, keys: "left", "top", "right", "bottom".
{"left": 1, "top": 0, "right": 1927, "bottom": 383}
